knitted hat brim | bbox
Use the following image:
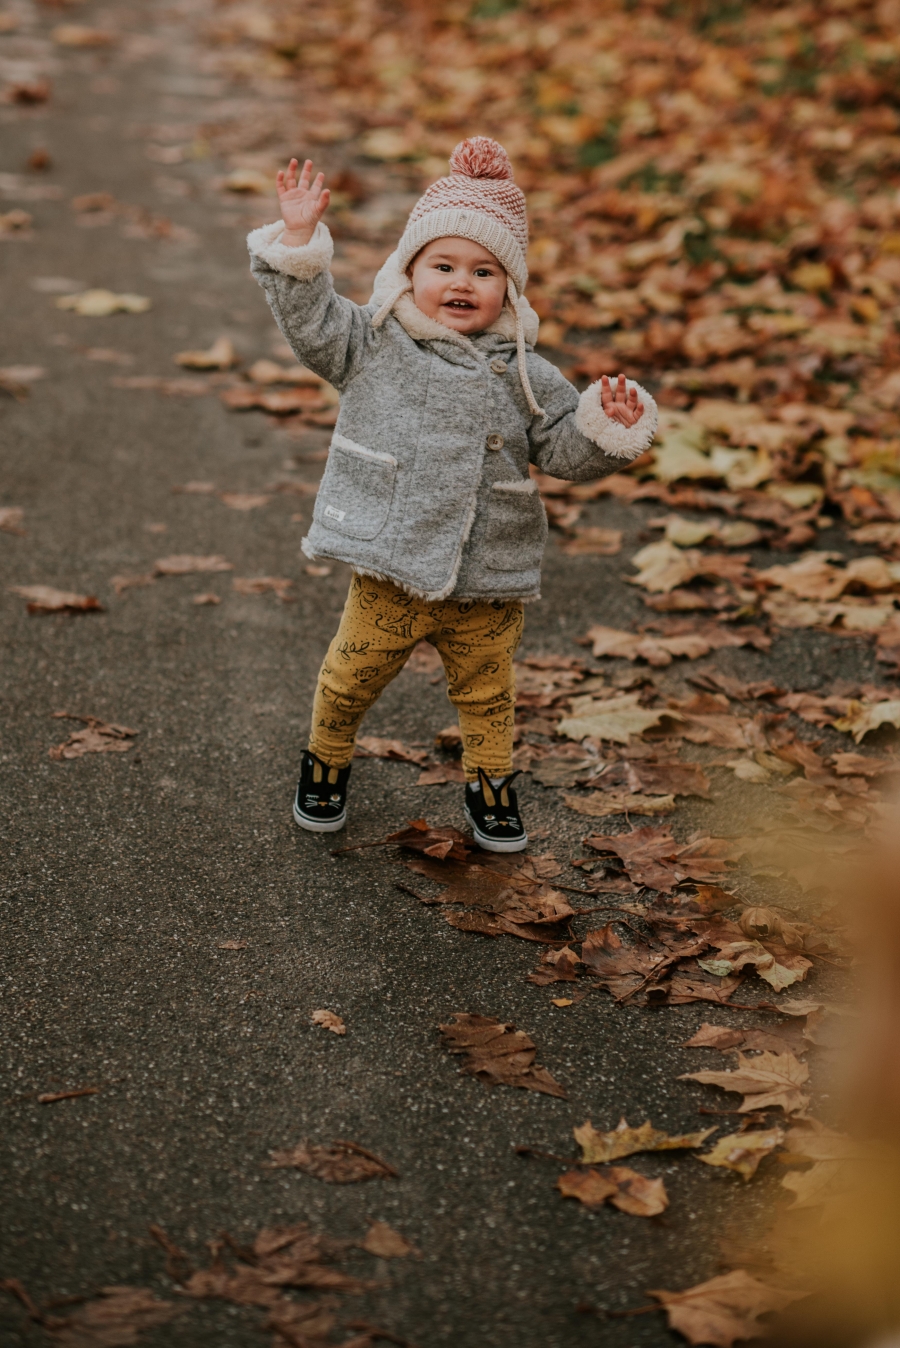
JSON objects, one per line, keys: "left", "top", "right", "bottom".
{"left": 395, "top": 208, "right": 527, "bottom": 294}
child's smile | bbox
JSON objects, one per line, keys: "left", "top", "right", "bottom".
{"left": 408, "top": 237, "right": 508, "bottom": 335}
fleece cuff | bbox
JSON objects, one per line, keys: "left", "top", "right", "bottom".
{"left": 246, "top": 220, "right": 334, "bottom": 281}
{"left": 574, "top": 378, "right": 658, "bottom": 460}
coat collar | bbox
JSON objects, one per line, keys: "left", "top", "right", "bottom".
{"left": 369, "top": 251, "right": 539, "bottom": 353}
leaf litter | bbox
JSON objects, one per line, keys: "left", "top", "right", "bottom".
{"left": 48, "top": 713, "right": 137, "bottom": 761}
{"left": 265, "top": 1140, "right": 398, "bottom": 1184}
{"left": 438, "top": 1014, "right": 565, "bottom": 1098}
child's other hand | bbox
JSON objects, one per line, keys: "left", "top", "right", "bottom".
{"left": 600, "top": 373, "right": 644, "bottom": 427}
{"left": 277, "top": 158, "right": 330, "bottom": 247}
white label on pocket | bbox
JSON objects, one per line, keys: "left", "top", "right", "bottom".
{"left": 324, "top": 505, "right": 346, "bottom": 521}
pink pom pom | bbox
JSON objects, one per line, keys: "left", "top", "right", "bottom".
{"left": 449, "top": 136, "right": 513, "bottom": 181}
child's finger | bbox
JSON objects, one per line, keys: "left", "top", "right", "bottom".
{"left": 600, "top": 374, "right": 612, "bottom": 405}
{"left": 315, "top": 187, "right": 331, "bottom": 215}
{"left": 635, "top": 401, "right": 644, "bottom": 420}
{"left": 309, "top": 171, "right": 326, "bottom": 201}
{"left": 616, "top": 372, "right": 627, "bottom": 402}
{"left": 298, "top": 158, "right": 313, "bottom": 190}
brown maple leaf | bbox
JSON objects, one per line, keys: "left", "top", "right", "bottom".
{"left": 48, "top": 713, "right": 137, "bottom": 761}
{"left": 265, "top": 1140, "right": 397, "bottom": 1182}
{"left": 557, "top": 1165, "right": 668, "bottom": 1216}
{"left": 438, "top": 1013, "right": 565, "bottom": 1097}
{"left": 9, "top": 585, "right": 103, "bottom": 614}
{"left": 43, "top": 1286, "right": 182, "bottom": 1346}
{"left": 650, "top": 1270, "right": 805, "bottom": 1347}
{"left": 680, "top": 1050, "right": 810, "bottom": 1113}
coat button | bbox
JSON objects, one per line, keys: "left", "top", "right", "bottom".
{"left": 490, "top": 359, "right": 507, "bottom": 374}
{"left": 486, "top": 433, "right": 504, "bottom": 451}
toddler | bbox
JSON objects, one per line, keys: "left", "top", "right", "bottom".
{"left": 248, "top": 137, "right": 657, "bottom": 852}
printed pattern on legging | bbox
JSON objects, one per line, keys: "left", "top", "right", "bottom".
{"left": 308, "top": 574, "right": 524, "bottom": 779}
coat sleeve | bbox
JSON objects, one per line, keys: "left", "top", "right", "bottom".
{"left": 525, "top": 354, "right": 658, "bottom": 483}
{"left": 247, "top": 221, "right": 374, "bottom": 391}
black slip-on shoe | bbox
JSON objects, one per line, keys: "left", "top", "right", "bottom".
{"left": 464, "top": 767, "right": 528, "bottom": 853}
{"left": 293, "top": 752, "right": 351, "bottom": 833}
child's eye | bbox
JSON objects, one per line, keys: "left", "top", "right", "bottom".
{"left": 436, "top": 264, "right": 452, "bottom": 272}
{"left": 474, "top": 269, "right": 493, "bottom": 277}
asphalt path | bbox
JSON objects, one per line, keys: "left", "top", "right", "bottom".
{"left": 0, "top": 3, "right": 871, "bottom": 1345}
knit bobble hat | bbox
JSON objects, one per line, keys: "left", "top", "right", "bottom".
{"left": 394, "top": 137, "right": 529, "bottom": 295}
{"left": 379, "top": 137, "right": 543, "bottom": 416}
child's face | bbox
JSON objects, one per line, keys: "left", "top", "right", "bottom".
{"left": 409, "top": 237, "right": 507, "bottom": 334}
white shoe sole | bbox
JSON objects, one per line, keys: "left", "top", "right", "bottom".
{"left": 293, "top": 798, "right": 347, "bottom": 833}
{"left": 464, "top": 806, "right": 528, "bottom": 853}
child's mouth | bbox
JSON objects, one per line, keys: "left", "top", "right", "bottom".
{"left": 444, "top": 300, "right": 475, "bottom": 310}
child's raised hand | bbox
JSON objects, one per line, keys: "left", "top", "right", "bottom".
{"left": 600, "top": 373, "right": 644, "bottom": 428}
{"left": 277, "top": 158, "right": 330, "bottom": 247}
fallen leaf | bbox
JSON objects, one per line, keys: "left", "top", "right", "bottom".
{"left": 221, "top": 385, "right": 330, "bottom": 415}
{"left": 0, "top": 507, "right": 25, "bottom": 535}
{"left": 603, "top": 1165, "right": 669, "bottom": 1216}
{"left": 0, "top": 209, "right": 33, "bottom": 238}
{"left": 439, "top": 1013, "right": 566, "bottom": 1097}
{"left": 780, "top": 1161, "right": 842, "bottom": 1209}
{"left": 174, "top": 336, "right": 237, "bottom": 369}
{"left": 218, "top": 940, "right": 246, "bottom": 950}
{"left": 311, "top": 1009, "right": 346, "bottom": 1035}
{"left": 56, "top": 290, "right": 151, "bottom": 316}
{"left": 360, "top": 1221, "right": 417, "bottom": 1258}
{"left": 49, "top": 714, "right": 137, "bottom": 760}
{"left": 558, "top": 527, "right": 622, "bottom": 556}
{"left": 246, "top": 359, "right": 325, "bottom": 386}
{"left": 233, "top": 576, "right": 294, "bottom": 601}
{"left": 52, "top": 23, "right": 116, "bottom": 46}
{"left": 355, "top": 736, "right": 431, "bottom": 766}
{"left": 416, "top": 762, "right": 468, "bottom": 785}
{"left": 564, "top": 790, "right": 677, "bottom": 818}
{"left": 218, "top": 493, "right": 271, "bottom": 511}
{"left": 699, "top": 1128, "right": 786, "bottom": 1181}
{"left": 192, "top": 592, "right": 221, "bottom": 606}
{"left": 44, "top": 1286, "right": 181, "bottom": 1346}
{"left": 684, "top": 1022, "right": 806, "bottom": 1055}
{"left": 222, "top": 168, "right": 273, "bottom": 194}
{"left": 551, "top": 998, "right": 575, "bottom": 1007}
{"left": 556, "top": 692, "right": 681, "bottom": 744}
{"left": 9, "top": 585, "right": 103, "bottom": 614}
{"left": 528, "top": 946, "right": 582, "bottom": 986}
{"left": 832, "top": 699, "right": 900, "bottom": 742}
{"left": 304, "top": 564, "right": 332, "bottom": 577}
{"left": 680, "top": 1050, "right": 810, "bottom": 1114}
{"left": 265, "top": 1139, "right": 397, "bottom": 1182}
{"left": 5, "top": 80, "right": 50, "bottom": 104}
{"left": 556, "top": 1164, "right": 668, "bottom": 1216}
{"left": 650, "top": 1270, "right": 805, "bottom": 1347}
{"left": 111, "top": 573, "right": 154, "bottom": 596}
{"left": 556, "top": 1168, "right": 617, "bottom": 1208}
{"left": 574, "top": 1118, "right": 714, "bottom": 1164}
{"left": 154, "top": 554, "right": 232, "bottom": 576}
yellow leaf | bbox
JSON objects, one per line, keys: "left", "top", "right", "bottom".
{"left": 699, "top": 1127, "right": 785, "bottom": 1180}
{"left": 574, "top": 1117, "right": 714, "bottom": 1164}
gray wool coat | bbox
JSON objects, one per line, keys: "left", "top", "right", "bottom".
{"left": 247, "top": 221, "right": 658, "bottom": 602}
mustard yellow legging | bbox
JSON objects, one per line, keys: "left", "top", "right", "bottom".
{"left": 308, "top": 574, "right": 524, "bottom": 780}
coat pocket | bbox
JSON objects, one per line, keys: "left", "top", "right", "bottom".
{"left": 483, "top": 478, "right": 548, "bottom": 572}
{"left": 314, "top": 433, "right": 398, "bottom": 541}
